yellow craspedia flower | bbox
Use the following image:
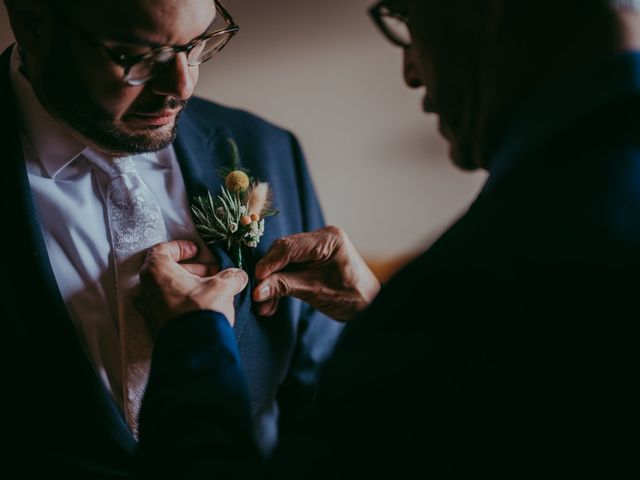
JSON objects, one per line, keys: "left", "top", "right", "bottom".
{"left": 225, "top": 170, "right": 250, "bottom": 193}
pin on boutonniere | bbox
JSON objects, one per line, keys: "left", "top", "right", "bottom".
{"left": 191, "top": 138, "right": 278, "bottom": 270}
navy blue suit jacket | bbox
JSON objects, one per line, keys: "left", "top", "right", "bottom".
{"left": 0, "top": 46, "right": 341, "bottom": 478}
{"left": 136, "top": 53, "right": 640, "bottom": 478}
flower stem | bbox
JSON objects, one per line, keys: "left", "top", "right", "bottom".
{"left": 235, "top": 244, "right": 243, "bottom": 270}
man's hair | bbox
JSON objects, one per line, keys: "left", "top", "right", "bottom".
{"left": 610, "top": 0, "right": 640, "bottom": 10}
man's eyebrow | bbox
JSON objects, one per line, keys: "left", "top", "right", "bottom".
{"left": 109, "top": 17, "right": 218, "bottom": 50}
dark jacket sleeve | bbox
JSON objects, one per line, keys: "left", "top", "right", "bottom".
{"left": 134, "top": 311, "right": 262, "bottom": 480}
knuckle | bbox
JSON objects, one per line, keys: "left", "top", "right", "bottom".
{"left": 144, "top": 258, "right": 164, "bottom": 280}
{"left": 276, "top": 276, "right": 291, "bottom": 296}
{"left": 310, "top": 242, "right": 330, "bottom": 261}
{"left": 209, "top": 277, "right": 222, "bottom": 290}
{"left": 274, "top": 237, "right": 289, "bottom": 251}
{"left": 323, "top": 225, "right": 340, "bottom": 236}
{"left": 326, "top": 225, "right": 346, "bottom": 252}
{"left": 147, "top": 243, "right": 165, "bottom": 257}
{"left": 177, "top": 241, "right": 187, "bottom": 261}
{"left": 325, "top": 225, "right": 345, "bottom": 240}
{"left": 219, "top": 269, "right": 241, "bottom": 280}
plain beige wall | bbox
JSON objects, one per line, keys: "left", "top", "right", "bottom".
{"left": 0, "top": 0, "right": 486, "bottom": 261}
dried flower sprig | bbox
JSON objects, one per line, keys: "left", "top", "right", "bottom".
{"left": 191, "top": 139, "right": 278, "bottom": 270}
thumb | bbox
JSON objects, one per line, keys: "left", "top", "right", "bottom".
{"left": 214, "top": 268, "right": 249, "bottom": 296}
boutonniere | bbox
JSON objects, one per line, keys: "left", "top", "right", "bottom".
{"left": 191, "top": 138, "right": 279, "bottom": 270}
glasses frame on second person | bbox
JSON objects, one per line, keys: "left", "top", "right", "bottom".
{"left": 369, "top": 0, "right": 411, "bottom": 49}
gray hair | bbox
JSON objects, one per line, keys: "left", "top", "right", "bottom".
{"left": 610, "top": 0, "right": 640, "bottom": 10}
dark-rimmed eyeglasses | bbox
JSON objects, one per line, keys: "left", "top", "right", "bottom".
{"left": 50, "top": 0, "right": 239, "bottom": 86}
{"left": 369, "top": 0, "right": 411, "bottom": 49}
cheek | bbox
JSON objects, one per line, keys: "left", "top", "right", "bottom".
{"left": 190, "top": 65, "right": 199, "bottom": 87}
{"left": 69, "top": 47, "right": 143, "bottom": 119}
{"left": 87, "top": 67, "right": 145, "bottom": 119}
{"left": 99, "top": 84, "right": 145, "bottom": 120}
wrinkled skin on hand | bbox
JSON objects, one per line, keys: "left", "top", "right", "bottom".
{"left": 253, "top": 226, "right": 381, "bottom": 322}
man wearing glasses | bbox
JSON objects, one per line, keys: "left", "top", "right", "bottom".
{"left": 0, "top": 0, "right": 341, "bottom": 477}
{"left": 134, "top": 0, "right": 640, "bottom": 478}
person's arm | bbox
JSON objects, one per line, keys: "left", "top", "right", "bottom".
{"left": 135, "top": 311, "right": 262, "bottom": 480}
{"left": 133, "top": 230, "right": 380, "bottom": 478}
{"left": 132, "top": 241, "right": 259, "bottom": 479}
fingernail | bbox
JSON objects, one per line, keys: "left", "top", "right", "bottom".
{"left": 256, "top": 285, "right": 270, "bottom": 301}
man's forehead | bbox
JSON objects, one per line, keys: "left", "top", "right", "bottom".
{"left": 69, "top": 0, "right": 217, "bottom": 45}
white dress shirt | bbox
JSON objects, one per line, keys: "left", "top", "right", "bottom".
{"left": 9, "top": 48, "right": 204, "bottom": 409}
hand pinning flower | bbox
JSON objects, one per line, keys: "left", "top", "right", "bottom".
{"left": 191, "top": 139, "right": 278, "bottom": 270}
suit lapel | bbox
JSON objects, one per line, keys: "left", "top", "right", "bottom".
{"left": 174, "top": 113, "right": 255, "bottom": 340}
{"left": 0, "top": 46, "right": 136, "bottom": 454}
{"left": 174, "top": 109, "right": 224, "bottom": 199}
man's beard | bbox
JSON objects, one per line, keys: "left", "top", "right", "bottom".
{"left": 423, "top": 75, "right": 480, "bottom": 171}
{"left": 41, "top": 48, "right": 186, "bottom": 156}
{"left": 426, "top": 96, "right": 477, "bottom": 172}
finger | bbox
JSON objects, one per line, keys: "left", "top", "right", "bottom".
{"left": 265, "top": 298, "right": 279, "bottom": 317}
{"left": 212, "top": 268, "right": 249, "bottom": 296}
{"left": 255, "top": 238, "right": 294, "bottom": 281}
{"left": 190, "top": 239, "right": 218, "bottom": 264}
{"left": 256, "top": 232, "right": 331, "bottom": 281}
{"left": 254, "top": 272, "right": 303, "bottom": 302}
{"left": 255, "top": 298, "right": 277, "bottom": 317}
{"left": 147, "top": 240, "right": 199, "bottom": 263}
{"left": 181, "top": 263, "right": 221, "bottom": 277}
{"left": 140, "top": 253, "right": 198, "bottom": 290}
{"left": 254, "top": 280, "right": 272, "bottom": 302}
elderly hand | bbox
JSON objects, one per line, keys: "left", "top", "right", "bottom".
{"left": 252, "top": 226, "right": 381, "bottom": 321}
{"left": 135, "top": 240, "right": 248, "bottom": 334}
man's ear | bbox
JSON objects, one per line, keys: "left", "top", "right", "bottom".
{"left": 5, "top": 0, "right": 50, "bottom": 56}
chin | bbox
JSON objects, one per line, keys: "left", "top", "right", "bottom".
{"left": 435, "top": 115, "right": 478, "bottom": 171}
{"left": 450, "top": 144, "right": 481, "bottom": 171}
{"left": 95, "top": 122, "right": 178, "bottom": 156}
{"left": 443, "top": 130, "right": 479, "bottom": 171}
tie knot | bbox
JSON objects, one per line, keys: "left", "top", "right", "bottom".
{"left": 112, "top": 157, "right": 137, "bottom": 176}
{"left": 84, "top": 149, "right": 137, "bottom": 179}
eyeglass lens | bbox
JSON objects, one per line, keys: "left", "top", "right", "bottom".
{"left": 124, "top": 32, "right": 233, "bottom": 85}
{"left": 380, "top": 8, "right": 411, "bottom": 47}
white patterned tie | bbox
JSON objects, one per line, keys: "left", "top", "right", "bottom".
{"left": 87, "top": 152, "right": 167, "bottom": 438}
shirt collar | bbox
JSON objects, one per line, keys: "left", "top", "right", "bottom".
{"left": 484, "top": 51, "right": 640, "bottom": 194}
{"left": 9, "top": 47, "right": 172, "bottom": 178}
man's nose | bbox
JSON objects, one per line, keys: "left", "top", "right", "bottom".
{"left": 150, "top": 52, "right": 197, "bottom": 100}
{"left": 403, "top": 45, "right": 423, "bottom": 89}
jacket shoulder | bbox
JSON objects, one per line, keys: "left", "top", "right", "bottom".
{"left": 185, "top": 97, "right": 292, "bottom": 140}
